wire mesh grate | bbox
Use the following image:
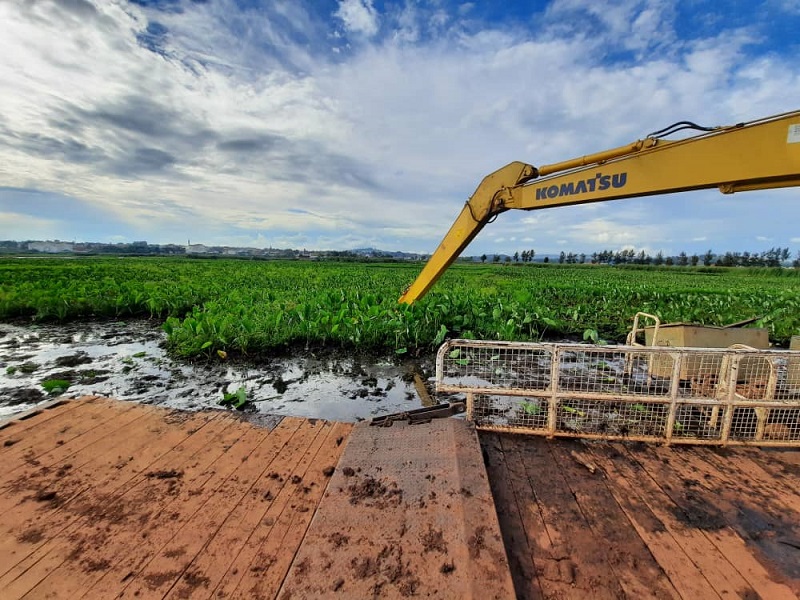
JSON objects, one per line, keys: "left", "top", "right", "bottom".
{"left": 472, "top": 394, "right": 549, "bottom": 431}
{"left": 437, "top": 340, "right": 800, "bottom": 446}
{"left": 440, "top": 343, "right": 552, "bottom": 392}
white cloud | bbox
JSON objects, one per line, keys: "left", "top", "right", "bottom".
{"left": 545, "top": 0, "right": 678, "bottom": 56}
{"left": 0, "top": 0, "right": 797, "bottom": 256}
{"left": 566, "top": 218, "right": 641, "bottom": 246}
{"left": 335, "top": 0, "right": 379, "bottom": 37}
{"left": 778, "top": 0, "right": 800, "bottom": 14}
{"left": 458, "top": 3, "right": 475, "bottom": 16}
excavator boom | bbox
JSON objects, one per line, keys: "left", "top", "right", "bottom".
{"left": 399, "top": 110, "right": 800, "bottom": 304}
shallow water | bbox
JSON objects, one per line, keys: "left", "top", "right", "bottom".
{"left": 0, "top": 320, "right": 434, "bottom": 422}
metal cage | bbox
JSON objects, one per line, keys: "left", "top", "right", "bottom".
{"left": 435, "top": 339, "right": 800, "bottom": 446}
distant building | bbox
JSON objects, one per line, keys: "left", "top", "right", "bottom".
{"left": 185, "top": 244, "right": 210, "bottom": 254}
{"left": 223, "top": 247, "right": 255, "bottom": 256}
{"left": 28, "top": 241, "right": 74, "bottom": 253}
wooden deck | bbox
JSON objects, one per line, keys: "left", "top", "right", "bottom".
{"left": 0, "top": 397, "right": 511, "bottom": 599}
{"left": 481, "top": 433, "right": 800, "bottom": 599}
{"left": 280, "top": 418, "right": 515, "bottom": 598}
{"left": 2, "top": 396, "right": 799, "bottom": 599}
{"left": 0, "top": 397, "right": 351, "bottom": 599}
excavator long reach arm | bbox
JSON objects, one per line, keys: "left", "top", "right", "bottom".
{"left": 399, "top": 110, "right": 800, "bottom": 304}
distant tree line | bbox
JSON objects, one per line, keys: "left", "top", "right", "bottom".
{"left": 496, "top": 246, "right": 799, "bottom": 267}
{"left": 480, "top": 249, "right": 536, "bottom": 264}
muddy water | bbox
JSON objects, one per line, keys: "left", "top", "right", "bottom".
{"left": 0, "top": 320, "right": 435, "bottom": 422}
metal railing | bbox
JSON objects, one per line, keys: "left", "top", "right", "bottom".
{"left": 435, "top": 339, "right": 800, "bottom": 446}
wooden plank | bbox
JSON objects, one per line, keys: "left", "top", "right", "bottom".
{"left": 0, "top": 398, "right": 140, "bottom": 482}
{"left": 760, "top": 447, "right": 800, "bottom": 469}
{"left": 275, "top": 419, "right": 515, "bottom": 599}
{"left": 694, "top": 446, "right": 800, "bottom": 510}
{"left": 589, "top": 443, "right": 755, "bottom": 599}
{"left": 500, "top": 435, "right": 575, "bottom": 598}
{"left": 207, "top": 419, "right": 338, "bottom": 599}
{"left": 637, "top": 444, "right": 799, "bottom": 597}
{"left": 69, "top": 417, "right": 291, "bottom": 599}
{"left": 0, "top": 399, "right": 365, "bottom": 600}
{"left": 84, "top": 417, "right": 319, "bottom": 598}
{"left": 503, "top": 436, "right": 628, "bottom": 600}
{"left": 0, "top": 401, "right": 175, "bottom": 575}
{"left": 7, "top": 396, "right": 791, "bottom": 600}
{"left": 581, "top": 444, "right": 721, "bottom": 599}
{"left": 116, "top": 418, "right": 314, "bottom": 599}
{"left": 0, "top": 406, "right": 237, "bottom": 597}
{"left": 479, "top": 433, "right": 544, "bottom": 600}
{"left": 234, "top": 421, "right": 353, "bottom": 599}
{"left": 498, "top": 434, "right": 568, "bottom": 599}
{"left": 545, "top": 440, "right": 681, "bottom": 599}
{"left": 0, "top": 398, "right": 85, "bottom": 436}
{"left": 163, "top": 421, "right": 350, "bottom": 600}
{"left": 15, "top": 412, "right": 262, "bottom": 600}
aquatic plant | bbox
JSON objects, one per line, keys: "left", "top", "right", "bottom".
{"left": 1, "top": 257, "right": 798, "bottom": 358}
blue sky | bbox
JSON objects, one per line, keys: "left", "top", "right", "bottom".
{"left": 1, "top": 0, "right": 799, "bottom": 256}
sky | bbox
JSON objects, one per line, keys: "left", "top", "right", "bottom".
{"left": 0, "top": 0, "right": 799, "bottom": 257}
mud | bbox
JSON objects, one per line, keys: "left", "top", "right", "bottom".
{"left": 346, "top": 475, "right": 403, "bottom": 508}
{"left": 0, "top": 320, "right": 435, "bottom": 422}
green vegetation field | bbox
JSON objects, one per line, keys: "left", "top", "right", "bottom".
{"left": 1, "top": 257, "right": 798, "bottom": 357}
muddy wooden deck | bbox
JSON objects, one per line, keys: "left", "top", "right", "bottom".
{"left": 0, "top": 397, "right": 353, "bottom": 599}
{"left": 1, "top": 397, "right": 798, "bottom": 599}
{"left": 0, "top": 397, "right": 511, "bottom": 599}
{"left": 482, "top": 433, "right": 800, "bottom": 599}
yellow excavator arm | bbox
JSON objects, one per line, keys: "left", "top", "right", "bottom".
{"left": 399, "top": 110, "right": 800, "bottom": 304}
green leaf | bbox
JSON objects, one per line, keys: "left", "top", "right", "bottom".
{"left": 201, "top": 341, "right": 213, "bottom": 349}
{"left": 42, "top": 379, "right": 71, "bottom": 395}
{"left": 448, "top": 348, "right": 461, "bottom": 359}
{"left": 520, "top": 401, "right": 540, "bottom": 415}
{"left": 220, "top": 386, "right": 249, "bottom": 409}
{"left": 233, "top": 387, "right": 248, "bottom": 409}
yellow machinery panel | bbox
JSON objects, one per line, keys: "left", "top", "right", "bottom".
{"left": 790, "top": 336, "right": 800, "bottom": 387}
{"left": 644, "top": 324, "right": 769, "bottom": 349}
{"left": 644, "top": 324, "right": 769, "bottom": 379}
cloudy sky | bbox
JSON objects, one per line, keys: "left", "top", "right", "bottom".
{"left": 1, "top": 0, "right": 799, "bottom": 256}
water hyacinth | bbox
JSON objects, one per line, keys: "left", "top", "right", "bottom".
{"left": 1, "top": 257, "right": 798, "bottom": 359}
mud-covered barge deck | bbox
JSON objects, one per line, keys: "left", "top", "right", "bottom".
{"left": 1, "top": 396, "right": 798, "bottom": 599}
